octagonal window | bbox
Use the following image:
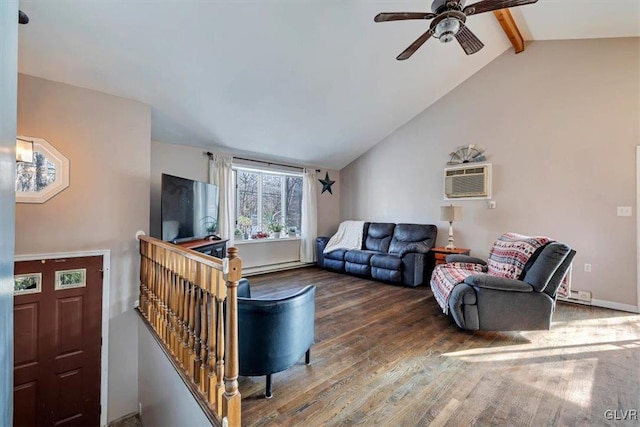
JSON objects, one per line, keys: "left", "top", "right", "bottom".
{"left": 16, "top": 137, "right": 69, "bottom": 204}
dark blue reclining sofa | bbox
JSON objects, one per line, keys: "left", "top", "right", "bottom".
{"left": 315, "top": 222, "right": 437, "bottom": 287}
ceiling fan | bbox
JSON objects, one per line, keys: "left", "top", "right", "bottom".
{"left": 374, "top": 0, "right": 538, "bottom": 60}
{"left": 19, "top": 10, "right": 29, "bottom": 24}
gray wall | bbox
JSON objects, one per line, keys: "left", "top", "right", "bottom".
{"left": 0, "top": 2, "right": 18, "bottom": 425}
{"left": 16, "top": 75, "right": 151, "bottom": 422}
{"left": 137, "top": 320, "right": 210, "bottom": 427}
{"left": 150, "top": 141, "right": 210, "bottom": 239}
{"left": 150, "top": 140, "right": 342, "bottom": 267}
{"left": 341, "top": 38, "right": 639, "bottom": 307}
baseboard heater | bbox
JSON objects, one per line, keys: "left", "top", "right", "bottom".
{"left": 242, "top": 261, "right": 313, "bottom": 277}
{"left": 557, "top": 289, "right": 592, "bottom": 306}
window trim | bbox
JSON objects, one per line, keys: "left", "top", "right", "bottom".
{"left": 233, "top": 165, "right": 303, "bottom": 235}
{"left": 234, "top": 236, "right": 301, "bottom": 245}
{"left": 16, "top": 136, "right": 70, "bottom": 204}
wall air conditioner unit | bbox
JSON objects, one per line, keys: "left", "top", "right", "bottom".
{"left": 444, "top": 163, "right": 492, "bottom": 200}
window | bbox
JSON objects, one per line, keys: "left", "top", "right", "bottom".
{"left": 235, "top": 167, "right": 303, "bottom": 237}
{"left": 16, "top": 137, "right": 69, "bottom": 204}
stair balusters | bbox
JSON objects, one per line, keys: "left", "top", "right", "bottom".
{"left": 137, "top": 236, "right": 241, "bottom": 427}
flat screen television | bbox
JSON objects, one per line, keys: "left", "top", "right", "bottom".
{"left": 161, "top": 173, "right": 219, "bottom": 243}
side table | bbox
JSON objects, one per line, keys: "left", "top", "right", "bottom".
{"left": 432, "top": 247, "right": 471, "bottom": 266}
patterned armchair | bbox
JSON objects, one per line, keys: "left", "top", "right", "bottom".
{"left": 430, "top": 233, "right": 576, "bottom": 331}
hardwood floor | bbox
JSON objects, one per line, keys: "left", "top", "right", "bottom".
{"left": 239, "top": 267, "right": 640, "bottom": 426}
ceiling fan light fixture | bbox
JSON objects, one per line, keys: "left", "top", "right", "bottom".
{"left": 434, "top": 17, "right": 460, "bottom": 43}
{"left": 375, "top": 0, "right": 541, "bottom": 59}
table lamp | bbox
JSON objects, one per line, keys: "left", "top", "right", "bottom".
{"left": 440, "top": 205, "right": 462, "bottom": 250}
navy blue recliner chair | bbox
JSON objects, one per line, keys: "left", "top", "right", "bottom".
{"left": 237, "top": 279, "right": 315, "bottom": 398}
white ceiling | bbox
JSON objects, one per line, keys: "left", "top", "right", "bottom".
{"left": 17, "top": 0, "right": 640, "bottom": 170}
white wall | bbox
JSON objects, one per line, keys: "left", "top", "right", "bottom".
{"left": 341, "top": 38, "right": 639, "bottom": 307}
{"left": 150, "top": 141, "right": 210, "bottom": 239}
{"left": 138, "top": 320, "right": 210, "bottom": 427}
{"left": 317, "top": 169, "right": 340, "bottom": 237}
{"left": 236, "top": 238, "right": 301, "bottom": 269}
{"left": 16, "top": 75, "right": 151, "bottom": 422}
{"left": 151, "top": 141, "right": 342, "bottom": 266}
{"left": 0, "top": 3, "right": 18, "bottom": 424}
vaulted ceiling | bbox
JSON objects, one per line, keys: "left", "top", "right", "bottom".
{"left": 17, "top": 0, "right": 640, "bottom": 169}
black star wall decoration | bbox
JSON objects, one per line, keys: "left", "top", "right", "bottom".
{"left": 318, "top": 172, "right": 335, "bottom": 195}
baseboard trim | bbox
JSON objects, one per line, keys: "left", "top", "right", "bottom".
{"left": 242, "top": 261, "right": 314, "bottom": 276}
{"left": 591, "top": 298, "right": 639, "bottom": 314}
{"left": 557, "top": 297, "right": 591, "bottom": 306}
{"left": 560, "top": 297, "right": 639, "bottom": 313}
{"left": 107, "top": 412, "right": 139, "bottom": 427}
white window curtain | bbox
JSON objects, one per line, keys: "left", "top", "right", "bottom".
{"left": 209, "top": 153, "right": 235, "bottom": 246}
{"left": 300, "top": 168, "right": 318, "bottom": 263}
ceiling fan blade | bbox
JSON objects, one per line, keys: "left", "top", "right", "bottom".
{"left": 396, "top": 29, "right": 433, "bottom": 60}
{"left": 374, "top": 12, "right": 436, "bottom": 23}
{"left": 18, "top": 10, "right": 29, "bottom": 24}
{"left": 455, "top": 24, "right": 484, "bottom": 55}
{"left": 463, "top": 0, "right": 538, "bottom": 16}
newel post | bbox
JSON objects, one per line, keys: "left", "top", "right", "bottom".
{"left": 222, "top": 247, "right": 242, "bottom": 427}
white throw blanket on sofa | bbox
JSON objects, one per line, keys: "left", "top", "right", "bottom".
{"left": 323, "top": 220, "right": 365, "bottom": 254}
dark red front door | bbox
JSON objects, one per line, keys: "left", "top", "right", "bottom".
{"left": 14, "top": 255, "right": 103, "bottom": 427}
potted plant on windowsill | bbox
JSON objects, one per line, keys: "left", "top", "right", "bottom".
{"left": 238, "top": 216, "right": 252, "bottom": 240}
{"left": 268, "top": 222, "right": 284, "bottom": 238}
{"left": 288, "top": 227, "right": 296, "bottom": 237}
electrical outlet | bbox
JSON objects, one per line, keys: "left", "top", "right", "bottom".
{"left": 488, "top": 200, "right": 496, "bottom": 209}
{"left": 584, "top": 263, "right": 591, "bottom": 272}
{"left": 617, "top": 206, "right": 632, "bottom": 216}
{"left": 577, "top": 290, "right": 592, "bottom": 302}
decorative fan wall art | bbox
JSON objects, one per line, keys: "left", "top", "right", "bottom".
{"left": 447, "top": 144, "right": 486, "bottom": 165}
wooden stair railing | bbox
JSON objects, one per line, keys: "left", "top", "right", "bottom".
{"left": 137, "top": 235, "right": 241, "bottom": 427}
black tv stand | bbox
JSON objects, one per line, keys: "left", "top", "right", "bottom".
{"left": 176, "top": 237, "right": 228, "bottom": 259}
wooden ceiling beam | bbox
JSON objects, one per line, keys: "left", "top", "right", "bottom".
{"left": 493, "top": 9, "right": 525, "bottom": 53}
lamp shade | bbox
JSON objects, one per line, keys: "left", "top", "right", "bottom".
{"left": 440, "top": 205, "right": 462, "bottom": 222}
{"left": 16, "top": 138, "right": 34, "bottom": 163}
